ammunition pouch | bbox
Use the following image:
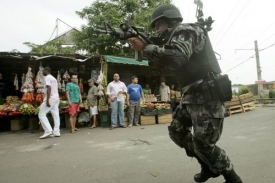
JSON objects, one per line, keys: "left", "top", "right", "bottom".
{"left": 212, "top": 74, "right": 232, "bottom": 102}
{"left": 200, "top": 74, "right": 232, "bottom": 102}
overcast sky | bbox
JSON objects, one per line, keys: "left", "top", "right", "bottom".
{"left": 1, "top": 0, "right": 275, "bottom": 85}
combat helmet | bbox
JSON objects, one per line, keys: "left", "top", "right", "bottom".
{"left": 150, "top": 4, "right": 183, "bottom": 28}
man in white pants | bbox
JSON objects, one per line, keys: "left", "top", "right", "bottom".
{"left": 38, "top": 67, "right": 60, "bottom": 139}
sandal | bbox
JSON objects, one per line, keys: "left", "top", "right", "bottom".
{"left": 74, "top": 128, "right": 80, "bottom": 131}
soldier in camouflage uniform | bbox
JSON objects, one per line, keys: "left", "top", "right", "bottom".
{"left": 127, "top": 4, "right": 243, "bottom": 183}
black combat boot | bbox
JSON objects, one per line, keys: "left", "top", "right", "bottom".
{"left": 194, "top": 158, "right": 220, "bottom": 182}
{"left": 223, "top": 169, "right": 243, "bottom": 183}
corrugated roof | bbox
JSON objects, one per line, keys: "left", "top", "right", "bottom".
{"left": 104, "top": 55, "right": 148, "bottom": 66}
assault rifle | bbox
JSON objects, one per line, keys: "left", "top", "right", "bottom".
{"left": 92, "top": 21, "right": 151, "bottom": 61}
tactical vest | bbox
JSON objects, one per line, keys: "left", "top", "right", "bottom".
{"left": 170, "top": 23, "right": 222, "bottom": 88}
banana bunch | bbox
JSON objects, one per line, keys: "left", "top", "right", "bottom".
{"left": 102, "top": 75, "right": 107, "bottom": 87}
{"left": 83, "top": 100, "right": 88, "bottom": 109}
{"left": 98, "top": 98, "right": 105, "bottom": 106}
{"left": 19, "top": 103, "right": 36, "bottom": 115}
{"left": 6, "top": 96, "right": 19, "bottom": 103}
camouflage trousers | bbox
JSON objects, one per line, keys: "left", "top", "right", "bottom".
{"left": 168, "top": 101, "right": 233, "bottom": 174}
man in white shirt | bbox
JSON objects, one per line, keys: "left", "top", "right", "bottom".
{"left": 38, "top": 67, "right": 60, "bottom": 139}
{"left": 106, "top": 73, "right": 127, "bottom": 130}
{"left": 159, "top": 81, "right": 170, "bottom": 102}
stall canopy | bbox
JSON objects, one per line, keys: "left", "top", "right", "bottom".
{"left": 104, "top": 55, "right": 148, "bottom": 66}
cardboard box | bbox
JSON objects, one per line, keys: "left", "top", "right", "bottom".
{"left": 140, "top": 115, "right": 156, "bottom": 125}
{"left": 158, "top": 114, "right": 172, "bottom": 124}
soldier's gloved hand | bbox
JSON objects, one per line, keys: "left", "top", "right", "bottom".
{"left": 127, "top": 36, "right": 146, "bottom": 51}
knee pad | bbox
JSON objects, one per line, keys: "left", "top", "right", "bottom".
{"left": 168, "top": 126, "right": 192, "bottom": 148}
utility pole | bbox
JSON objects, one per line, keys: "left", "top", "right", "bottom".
{"left": 235, "top": 40, "right": 265, "bottom": 98}
{"left": 254, "top": 40, "right": 264, "bottom": 98}
{"left": 254, "top": 40, "right": 261, "bottom": 81}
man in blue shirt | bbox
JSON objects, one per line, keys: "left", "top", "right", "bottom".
{"left": 127, "top": 76, "right": 145, "bottom": 127}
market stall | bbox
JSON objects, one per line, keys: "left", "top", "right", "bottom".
{"left": 0, "top": 52, "right": 178, "bottom": 131}
{"left": 139, "top": 100, "right": 173, "bottom": 125}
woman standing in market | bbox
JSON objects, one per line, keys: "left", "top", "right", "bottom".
{"left": 87, "top": 79, "right": 98, "bottom": 129}
{"left": 143, "top": 84, "right": 151, "bottom": 95}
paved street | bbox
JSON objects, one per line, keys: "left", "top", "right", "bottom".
{"left": 0, "top": 106, "right": 275, "bottom": 183}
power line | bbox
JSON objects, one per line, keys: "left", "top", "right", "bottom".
{"left": 215, "top": 0, "right": 250, "bottom": 47}
{"left": 233, "top": 69, "right": 255, "bottom": 80}
{"left": 259, "top": 33, "right": 275, "bottom": 46}
{"left": 260, "top": 42, "right": 275, "bottom": 52}
{"left": 222, "top": 43, "right": 275, "bottom": 74}
{"left": 218, "top": 22, "right": 275, "bottom": 64}
{"left": 213, "top": 0, "right": 241, "bottom": 43}
{"left": 223, "top": 41, "right": 275, "bottom": 72}
{"left": 223, "top": 50, "right": 254, "bottom": 67}
{"left": 222, "top": 54, "right": 254, "bottom": 73}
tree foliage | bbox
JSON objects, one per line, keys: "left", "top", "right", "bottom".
{"left": 73, "top": 0, "right": 171, "bottom": 56}
{"left": 23, "top": 38, "right": 77, "bottom": 54}
{"left": 239, "top": 86, "right": 249, "bottom": 95}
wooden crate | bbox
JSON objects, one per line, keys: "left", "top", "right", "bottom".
{"left": 225, "top": 96, "right": 241, "bottom": 107}
{"left": 158, "top": 114, "right": 172, "bottom": 124}
{"left": 242, "top": 101, "right": 256, "bottom": 112}
{"left": 157, "top": 108, "right": 172, "bottom": 115}
{"left": 226, "top": 105, "right": 243, "bottom": 115}
{"left": 28, "top": 117, "right": 39, "bottom": 130}
{"left": 11, "top": 119, "right": 22, "bottom": 131}
{"left": 140, "top": 115, "right": 157, "bottom": 125}
{"left": 239, "top": 93, "right": 254, "bottom": 104}
{"left": 98, "top": 106, "right": 109, "bottom": 112}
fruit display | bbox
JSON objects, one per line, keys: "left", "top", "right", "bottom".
{"left": 33, "top": 106, "right": 40, "bottom": 115}
{"left": 83, "top": 100, "right": 88, "bottom": 109}
{"left": 0, "top": 111, "right": 7, "bottom": 117}
{"left": 144, "top": 94, "right": 157, "bottom": 102}
{"left": 0, "top": 103, "right": 19, "bottom": 111}
{"left": 8, "top": 111, "right": 20, "bottom": 116}
{"left": 140, "top": 102, "right": 171, "bottom": 111}
{"left": 59, "top": 100, "right": 68, "bottom": 109}
{"left": 22, "top": 93, "right": 35, "bottom": 103}
{"left": 6, "top": 96, "right": 19, "bottom": 103}
{"left": 79, "top": 102, "right": 84, "bottom": 108}
{"left": 35, "top": 93, "right": 45, "bottom": 103}
{"left": 19, "top": 103, "right": 36, "bottom": 115}
{"left": 98, "top": 97, "right": 105, "bottom": 106}
{"left": 154, "top": 103, "right": 171, "bottom": 110}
